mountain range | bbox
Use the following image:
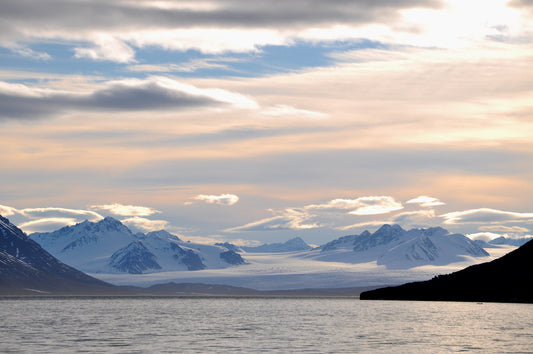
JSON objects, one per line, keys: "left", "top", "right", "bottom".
{"left": 29, "top": 220, "right": 493, "bottom": 274}
{"left": 2, "top": 214, "right": 526, "bottom": 296}
{"left": 30, "top": 217, "right": 244, "bottom": 274}
{"left": 311, "top": 224, "right": 489, "bottom": 268}
{"left": 30, "top": 219, "right": 496, "bottom": 274}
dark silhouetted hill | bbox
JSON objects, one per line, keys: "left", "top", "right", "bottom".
{"left": 360, "top": 239, "right": 533, "bottom": 303}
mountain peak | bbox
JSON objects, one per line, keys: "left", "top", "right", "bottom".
{"left": 242, "top": 237, "right": 312, "bottom": 253}
{"left": 423, "top": 227, "right": 448, "bottom": 237}
{"left": 99, "top": 216, "right": 122, "bottom": 227}
{"left": 144, "top": 230, "right": 181, "bottom": 241}
{"left": 352, "top": 224, "right": 406, "bottom": 252}
{"left": 374, "top": 224, "right": 404, "bottom": 234}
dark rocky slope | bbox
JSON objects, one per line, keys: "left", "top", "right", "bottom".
{"left": 360, "top": 239, "right": 533, "bottom": 303}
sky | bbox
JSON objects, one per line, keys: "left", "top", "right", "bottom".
{"left": 1, "top": 0, "right": 533, "bottom": 246}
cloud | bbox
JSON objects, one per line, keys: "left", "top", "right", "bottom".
{"left": 479, "top": 225, "right": 530, "bottom": 233}
{"left": 0, "top": 204, "right": 18, "bottom": 217}
{"left": 18, "top": 207, "right": 103, "bottom": 221}
{"left": 1, "top": 203, "right": 175, "bottom": 235}
{"left": 393, "top": 209, "right": 438, "bottom": 225}
{"left": 261, "top": 105, "right": 328, "bottom": 120}
{"left": 441, "top": 208, "right": 533, "bottom": 224}
{"left": 91, "top": 203, "right": 161, "bottom": 217}
{"left": 0, "top": 77, "right": 257, "bottom": 120}
{"left": 0, "top": 0, "right": 441, "bottom": 33}
{"left": 336, "top": 220, "right": 394, "bottom": 232}
{"left": 227, "top": 208, "right": 319, "bottom": 232}
{"left": 127, "top": 58, "right": 231, "bottom": 73}
{"left": 0, "top": 0, "right": 447, "bottom": 60}
{"left": 510, "top": 0, "right": 533, "bottom": 9}
{"left": 0, "top": 204, "right": 104, "bottom": 233}
{"left": 18, "top": 217, "right": 79, "bottom": 234}
{"left": 74, "top": 35, "right": 136, "bottom": 63}
{"left": 9, "top": 45, "right": 51, "bottom": 60}
{"left": 305, "top": 196, "right": 403, "bottom": 215}
{"left": 406, "top": 196, "right": 445, "bottom": 207}
{"left": 230, "top": 196, "right": 403, "bottom": 232}
{"left": 192, "top": 194, "right": 240, "bottom": 206}
{"left": 466, "top": 232, "right": 503, "bottom": 242}
{"left": 121, "top": 216, "right": 169, "bottom": 232}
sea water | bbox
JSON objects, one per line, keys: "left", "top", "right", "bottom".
{"left": 0, "top": 297, "right": 531, "bottom": 353}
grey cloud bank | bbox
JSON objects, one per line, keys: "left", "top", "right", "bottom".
{"left": 0, "top": 0, "right": 441, "bottom": 33}
{"left": 0, "top": 79, "right": 246, "bottom": 119}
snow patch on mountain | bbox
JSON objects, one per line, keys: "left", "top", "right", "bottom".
{"left": 109, "top": 241, "right": 161, "bottom": 274}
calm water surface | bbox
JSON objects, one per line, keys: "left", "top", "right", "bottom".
{"left": 0, "top": 297, "right": 531, "bottom": 353}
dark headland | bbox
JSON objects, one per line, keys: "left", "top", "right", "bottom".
{"left": 360, "top": 239, "right": 533, "bottom": 303}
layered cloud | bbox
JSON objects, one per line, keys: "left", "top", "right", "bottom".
{"left": 0, "top": 205, "right": 103, "bottom": 233}
{"left": 2, "top": 0, "right": 529, "bottom": 66}
{"left": 0, "top": 203, "right": 168, "bottom": 234}
{"left": 0, "top": 77, "right": 257, "bottom": 120}
{"left": 1, "top": 0, "right": 442, "bottom": 57}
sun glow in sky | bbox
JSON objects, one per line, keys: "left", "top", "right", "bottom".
{"left": 1, "top": 0, "right": 532, "bottom": 244}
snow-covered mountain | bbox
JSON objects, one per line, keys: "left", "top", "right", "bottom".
{"left": 1, "top": 215, "right": 115, "bottom": 294}
{"left": 241, "top": 237, "right": 313, "bottom": 253}
{"left": 30, "top": 217, "right": 244, "bottom": 274}
{"left": 488, "top": 236, "right": 533, "bottom": 247}
{"left": 313, "top": 224, "right": 489, "bottom": 268}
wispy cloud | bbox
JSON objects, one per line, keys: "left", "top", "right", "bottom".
{"left": 18, "top": 217, "right": 79, "bottom": 234}
{"left": 91, "top": 203, "right": 161, "bottom": 217}
{"left": 441, "top": 208, "right": 533, "bottom": 224}
{"left": 1, "top": 205, "right": 103, "bottom": 233}
{"left": 478, "top": 225, "right": 530, "bottom": 233}
{"left": 121, "top": 216, "right": 169, "bottom": 232}
{"left": 406, "top": 196, "right": 445, "bottom": 207}
{"left": 0, "top": 204, "right": 17, "bottom": 216}
{"left": 191, "top": 194, "right": 240, "bottom": 206}
{"left": 18, "top": 207, "right": 103, "bottom": 221}
{"left": 466, "top": 232, "right": 504, "bottom": 242}
{"left": 261, "top": 105, "right": 328, "bottom": 120}
{"left": 393, "top": 209, "right": 438, "bottom": 225}
{"left": 306, "top": 196, "right": 403, "bottom": 216}
{"left": 74, "top": 35, "right": 136, "bottom": 63}
{"left": 227, "top": 208, "right": 319, "bottom": 232}
{"left": 229, "top": 196, "right": 403, "bottom": 232}
{"left": 127, "top": 58, "right": 233, "bottom": 73}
